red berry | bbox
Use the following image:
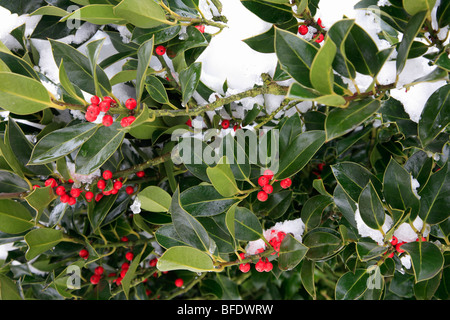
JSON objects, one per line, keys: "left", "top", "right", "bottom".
{"left": 280, "top": 178, "right": 292, "bottom": 189}
{"left": 125, "top": 252, "right": 134, "bottom": 261}
{"left": 99, "top": 100, "right": 111, "bottom": 112}
{"left": 114, "top": 276, "right": 122, "bottom": 286}
{"left": 85, "top": 191, "right": 94, "bottom": 201}
{"left": 136, "top": 171, "right": 145, "bottom": 178}
{"left": 121, "top": 262, "right": 130, "bottom": 270}
{"left": 103, "top": 96, "right": 114, "bottom": 103}
{"left": 175, "top": 278, "right": 184, "bottom": 288}
{"left": 262, "top": 184, "right": 273, "bottom": 194}
{"left": 416, "top": 236, "right": 426, "bottom": 242}
{"left": 121, "top": 236, "right": 129, "bottom": 242}
{"left": 55, "top": 186, "right": 66, "bottom": 196}
{"left": 257, "top": 190, "right": 268, "bottom": 202}
{"left": 195, "top": 25, "right": 205, "bottom": 33}
{"left": 388, "top": 251, "right": 395, "bottom": 258}
{"left": 32, "top": 185, "right": 41, "bottom": 189}
{"left": 255, "top": 259, "right": 265, "bottom": 272}
{"left": 315, "top": 33, "right": 324, "bottom": 43}
{"left": 90, "top": 274, "right": 101, "bottom": 285}
{"left": 102, "top": 170, "right": 113, "bottom": 180}
{"left": 120, "top": 116, "right": 135, "bottom": 127}
{"left": 95, "top": 193, "right": 103, "bottom": 202}
{"left": 113, "top": 181, "right": 123, "bottom": 190}
{"left": 125, "top": 186, "right": 134, "bottom": 195}
{"left": 149, "top": 258, "right": 158, "bottom": 267}
{"left": 317, "top": 18, "right": 325, "bottom": 28}
{"left": 258, "top": 175, "right": 269, "bottom": 187}
{"left": 264, "top": 260, "right": 273, "bottom": 272}
{"left": 102, "top": 115, "right": 113, "bottom": 127}
{"left": 396, "top": 242, "right": 406, "bottom": 253}
{"left": 97, "top": 179, "right": 106, "bottom": 190}
{"left": 90, "top": 95, "right": 100, "bottom": 105}
{"left": 233, "top": 124, "right": 241, "bottom": 131}
{"left": 79, "top": 249, "right": 89, "bottom": 259}
{"left": 68, "top": 196, "right": 76, "bottom": 206}
{"left": 155, "top": 45, "right": 166, "bottom": 55}
{"left": 390, "top": 236, "right": 398, "bottom": 246}
{"left": 221, "top": 119, "right": 230, "bottom": 129}
{"left": 60, "top": 194, "right": 70, "bottom": 203}
{"left": 120, "top": 269, "right": 128, "bottom": 278}
{"left": 263, "top": 169, "right": 274, "bottom": 180}
{"left": 94, "top": 266, "right": 104, "bottom": 276}
{"left": 186, "top": 119, "right": 192, "bottom": 127}
{"left": 125, "top": 98, "right": 137, "bottom": 110}
{"left": 87, "top": 104, "right": 100, "bottom": 116}
{"left": 70, "top": 188, "right": 82, "bottom": 198}
{"left": 298, "top": 24, "right": 308, "bottom": 35}
{"left": 239, "top": 263, "right": 251, "bottom": 273}
{"left": 45, "top": 178, "right": 57, "bottom": 188}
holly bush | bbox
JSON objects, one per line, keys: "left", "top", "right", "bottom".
{"left": 0, "top": 0, "right": 449, "bottom": 301}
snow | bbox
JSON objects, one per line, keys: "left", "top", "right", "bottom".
{"left": 130, "top": 196, "right": 142, "bottom": 214}
{"left": 393, "top": 216, "right": 430, "bottom": 243}
{"left": 354, "top": 204, "right": 393, "bottom": 245}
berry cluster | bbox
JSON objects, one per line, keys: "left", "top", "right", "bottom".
{"left": 237, "top": 253, "right": 273, "bottom": 273}
{"left": 268, "top": 230, "right": 286, "bottom": 254}
{"left": 220, "top": 119, "right": 241, "bottom": 131}
{"left": 256, "top": 170, "right": 292, "bottom": 202}
{"left": 42, "top": 177, "right": 84, "bottom": 206}
{"left": 85, "top": 95, "right": 137, "bottom": 128}
{"left": 385, "top": 235, "right": 427, "bottom": 258}
{"left": 298, "top": 18, "right": 325, "bottom": 43}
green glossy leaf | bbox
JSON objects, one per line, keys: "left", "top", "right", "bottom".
{"left": 278, "top": 233, "right": 309, "bottom": 270}
{"left": 436, "top": 0, "right": 450, "bottom": 28}
{"left": 403, "top": 0, "right": 436, "bottom": 16}
{"left": 275, "top": 130, "right": 326, "bottom": 180}
{"left": 113, "top": 0, "right": 169, "bottom": 28}
{"left": 310, "top": 37, "right": 337, "bottom": 94}
{"left": 155, "top": 224, "right": 189, "bottom": 249}
{"left": 136, "top": 37, "right": 154, "bottom": 103}
{"left": 233, "top": 206, "right": 263, "bottom": 241}
{"left": 301, "top": 195, "right": 333, "bottom": 230}
{"left": 75, "top": 122, "right": 125, "bottom": 175}
{"left": 303, "top": 228, "right": 343, "bottom": 261}
{"left": 325, "top": 99, "right": 381, "bottom": 141}
{"left": 24, "top": 228, "right": 64, "bottom": 260}
{"left": 327, "top": 19, "right": 356, "bottom": 79}
{"left": 414, "top": 271, "right": 441, "bottom": 299}
{"left": 396, "top": 11, "right": 427, "bottom": 76}
{"left": 132, "top": 25, "right": 181, "bottom": 45}
{"left": 252, "top": 189, "right": 292, "bottom": 219}
{"left": 418, "top": 84, "right": 450, "bottom": 147}
{"left": 50, "top": 39, "right": 111, "bottom": 96}
{"left": 138, "top": 186, "right": 172, "bottom": 212}
{"left": 287, "top": 82, "right": 346, "bottom": 107}
{"left": 179, "top": 62, "right": 202, "bottom": 105}
{"left": 58, "top": 60, "right": 86, "bottom": 105}
{"left": 402, "top": 241, "right": 444, "bottom": 282}
{"left": 358, "top": 181, "right": 386, "bottom": 230}
{"left": 180, "top": 185, "right": 240, "bottom": 217}
{"left": 300, "top": 258, "right": 316, "bottom": 299}
{"left": 170, "top": 187, "right": 215, "bottom": 252}
{"left": 0, "top": 72, "right": 53, "bottom": 115}
{"left": 0, "top": 170, "right": 30, "bottom": 193}
{"left": 275, "top": 27, "right": 318, "bottom": 88}
{"left": 206, "top": 157, "right": 240, "bottom": 198}
{"left": 0, "top": 274, "right": 22, "bottom": 300}
{"left": 383, "top": 158, "right": 420, "bottom": 217}
{"left": 86, "top": 38, "right": 106, "bottom": 98}
{"left": 60, "top": 4, "right": 127, "bottom": 25}
{"left": 241, "top": 0, "right": 293, "bottom": 24}
{"left": 0, "top": 199, "right": 34, "bottom": 234}
{"left": 88, "top": 193, "right": 118, "bottom": 232}
{"left": 146, "top": 75, "right": 169, "bottom": 104}
{"left": 30, "top": 5, "right": 68, "bottom": 17}
{"left": 335, "top": 269, "right": 370, "bottom": 300}
{"left": 356, "top": 242, "right": 388, "bottom": 261}
{"left": 121, "top": 244, "right": 147, "bottom": 299}
{"left": 25, "top": 186, "right": 57, "bottom": 215}
{"left": 418, "top": 162, "right": 450, "bottom": 225}
{"left": 0, "top": 51, "right": 40, "bottom": 80}
{"left": 157, "top": 246, "right": 215, "bottom": 272}
{"left": 331, "top": 161, "right": 382, "bottom": 203}
{"left": 30, "top": 122, "right": 98, "bottom": 165}
{"left": 219, "top": 132, "right": 251, "bottom": 181}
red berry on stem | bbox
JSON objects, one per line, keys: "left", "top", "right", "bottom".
{"left": 263, "top": 169, "right": 274, "bottom": 180}
{"left": 91, "top": 95, "right": 100, "bottom": 105}
{"left": 103, "top": 170, "right": 113, "bottom": 180}
{"left": 264, "top": 260, "right": 273, "bottom": 272}
{"left": 125, "top": 186, "right": 134, "bottom": 195}
{"left": 94, "top": 266, "right": 104, "bottom": 276}
{"left": 79, "top": 249, "right": 89, "bottom": 259}
{"left": 125, "top": 252, "right": 134, "bottom": 261}
{"left": 113, "top": 180, "right": 123, "bottom": 190}
{"left": 280, "top": 178, "right": 292, "bottom": 189}
{"left": 90, "top": 274, "right": 101, "bottom": 285}
{"left": 97, "top": 179, "right": 106, "bottom": 190}
{"left": 396, "top": 242, "right": 406, "bottom": 253}
{"left": 87, "top": 104, "right": 100, "bottom": 116}
{"left": 45, "top": 178, "right": 57, "bottom": 188}
{"left": 120, "top": 269, "right": 128, "bottom": 278}
{"left": 390, "top": 236, "right": 398, "bottom": 246}
{"left": 102, "top": 115, "right": 113, "bottom": 127}
{"left": 60, "top": 194, "right": 70, "bottom": 203}
{"left": 55, "top": 186, "right": 66, "bottom": 196}
{"left": 175, "top": 278, "right": 184, "bottom": 288}
{"left": 195, "top": 25, "right": 205, "bottom": 33}
{"left": 258, "top": 175, "right": 269, "bottom": 187}
{"left": 255, "top": 259, "right": 265, "bottom": 272}
{"left": 155, "top": 45, "right": 166, "bottom": 55}
{"left": 68, "top": 197, "right": 76, "bottom": 206}
{"left": 136, "top": 171, "right": 145, "bottom": 178}
{"left": 186, "top": 119, "right": 192, "bottom": 127}
{"left": 85, "top": 191, "right": 94, "bottom": 201}
{"left": 95, "top": 193, "right": 103, "bottom": 202}
{"left": 121, "top": 236, "right": 129, "bottom": 242}
{"left": 121, "top": 262, "right": 129, "bottom": 270}
{"left": 298, "top": 24, "right": 308, "bottom": 35}
{"left": 315, "top": 33, "right": 324, "bottom": 43}
{"left": 99, "top": 100, "right": 111, "bottom": 112}
{"left": 262, "top": 184, "right": 273, "bottom": 194}
{"left": 239, "top": 263, "right": 251, "bottom": 273}
{"left": 125, "top": 98, "right": 137, "bottom": 110}
{"left": 149, "top": 258, "right": 158, "bottom": 267}
{"left": 33, "top": 185, "right": 41, "bottom": 189}
{"left": 221, "top": 119, "right": 230, "bottom": 129}
{"left": 317, "top": 18, "right": 325, "bottom": 28}
{"left": 257, "top": 190, "right": 268, "bottom": 202}
{"left": 70, "top": 188, "right": 82, "bottom": 198}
